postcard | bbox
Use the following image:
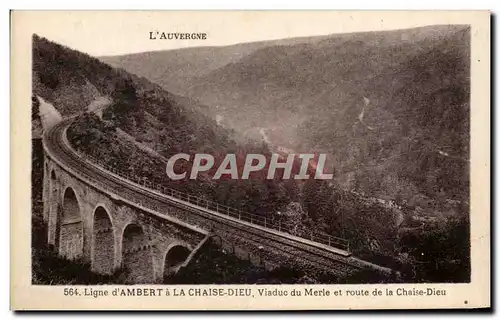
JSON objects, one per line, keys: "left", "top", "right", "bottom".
{"left": 10, "top": 10, "right": 490, "bottom": 310}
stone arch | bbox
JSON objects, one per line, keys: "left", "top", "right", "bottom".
{"left": 121, "top": 223, "right": 154, "bottom": 283}
{"left": 59, "top": 187, "right": 84, "bottom": 260}
{"left": 47, "top": 169, "right": 59, "bottom": 246}
{"left": 92, "top": 205, "right": 115, "bottom": 274}
{"left": 163, "top": 243, "right": 192, "bottom": 281}
{"left": 49, "top": 170, "right": 57, "bottom": 210}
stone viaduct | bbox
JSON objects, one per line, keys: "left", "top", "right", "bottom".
{"left": 42, "top": 156, "right": 207, "bottom": 283}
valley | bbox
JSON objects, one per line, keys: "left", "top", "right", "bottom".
{"left": 32, "top": 26, "right": 471, "bottom": 283}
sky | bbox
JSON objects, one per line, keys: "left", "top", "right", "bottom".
{"left": 17, "top": 11, "right": 475, "bottom": 56}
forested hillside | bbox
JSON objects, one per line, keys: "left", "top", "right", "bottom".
{"left": 33, "top": 31, "right": 470, "bottom": 282}
{"left": 34, "top": 34, "right": 397, "bottom": 259}
{"left": 99, "top": 33, "right": 334, "bottom": 96}
{"left": 102, "top": 26, "right": 470, "bottom": 209}
{"left": 33, "top": 34, "right": 301, "bottom": 225}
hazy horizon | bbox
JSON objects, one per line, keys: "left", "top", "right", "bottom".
{"left": 25, "top": 11, "right": 463, "bottom": 56}
{"left": 95, "top": 24, "right": 457, "bottom": 58}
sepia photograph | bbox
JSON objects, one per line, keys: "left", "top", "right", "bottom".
{"left": 11, "top": 10, "right": 490, "bottom": 310}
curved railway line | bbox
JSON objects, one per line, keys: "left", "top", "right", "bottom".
{"left": 44, "top": 118, "right": 393, "bottom": 278}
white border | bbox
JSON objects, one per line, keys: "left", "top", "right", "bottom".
{"left": 4, "top": 1, "right": 498, "bottom": 318}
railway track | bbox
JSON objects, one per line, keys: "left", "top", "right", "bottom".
{"left": 44, "top": 118, "right": 392, "bottom": 278}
